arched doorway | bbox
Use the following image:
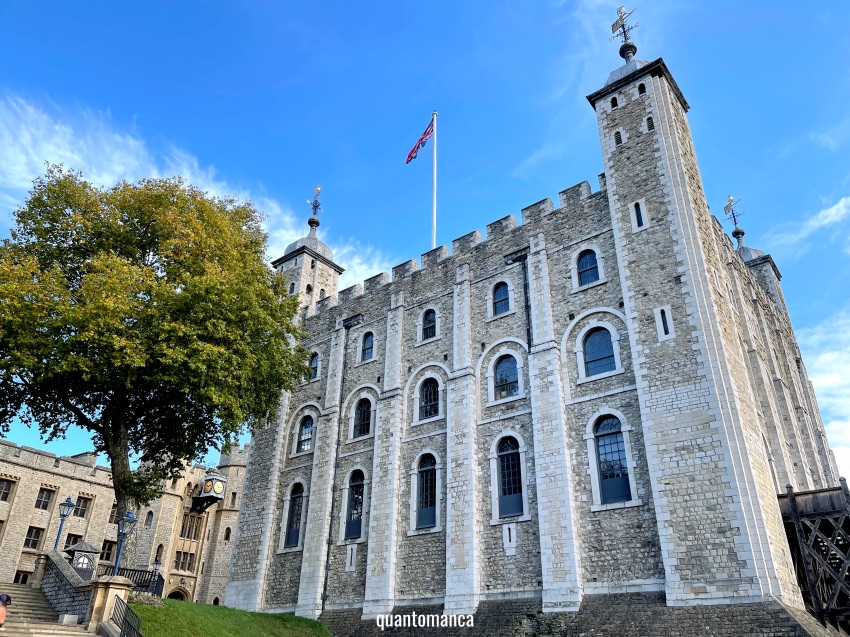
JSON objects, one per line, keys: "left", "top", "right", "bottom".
{"left": 212, "top": 597, "right": 220, "bottom": 606}
{"left": 167, "top": 589, "right": 187, "bottom": 601}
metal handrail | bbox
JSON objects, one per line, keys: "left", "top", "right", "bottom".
{"left": 110, "top": 595, "right": 144, "bottom": 637}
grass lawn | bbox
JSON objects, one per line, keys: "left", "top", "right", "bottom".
{"left": 130, "top": 599, "right": 332, "bottom": 637}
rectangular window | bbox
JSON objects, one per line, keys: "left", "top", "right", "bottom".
{"left": 230, "top": 492, "right": 237, "bottom": 508}
{"left": 345, "top": 484, "right": 364, "bottom": 539}
{"left": 174, "top": 551, "right": 182, "bottom": 570}
{"left": 23, "top": 527, "right": 43, "bottom": 550}
{"left": 100, "top": 540, "right": 116, "bottom": 563}
{"left": 13, "top": 571, "right": 30, "bottom": 584}
{"left": 73, "top": 497, "right": 91, "bottom": 518}
{"left": 108, "top": 502, "right": 119, "bottom": 524}
{"left": 186, "top": 552, "right": 196, "bottom": 573}
{"left": 64, "top": 533, "right": 83, "bottom": 550}
{"left": 35, "top": 488, "right": 53, "bottom": 510}
{"left": 0, "top": 480, "right": 13, "bottom": 502}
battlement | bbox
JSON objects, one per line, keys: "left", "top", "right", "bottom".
{"left": 300, "top": 176, "right": 606, "bottom": 323}
{"left": 219, "top": 442, "right": 250, "bottom": 468}
{"left": 0, "top": 439, "right": 112, "bottom": 481}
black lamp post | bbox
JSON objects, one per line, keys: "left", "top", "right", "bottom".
{"left": 112, "top": 511, "right": 137, "bottom": 576}
{"left": 53, "top": 497, "right": 76, "bottom": 550}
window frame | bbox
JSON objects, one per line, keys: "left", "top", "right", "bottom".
{"left": 73, "top": 496, "right": 92, "bottom": 519}
{"left": 488, "top": 431, "right": 531, "bottom": 525}
{"left": 353, "top": 398, "right": 372, "bottom": 438}
{"left": 573, "top": 319, "right": 624, "bottom": 384}
{"left": 338, "top": 466, "right": 370, "bottom": 544}
{"left": 570, "top": 244, "right": 607, "bottom": 292}
{"left": 278, "top": 479, "right": 309, "bottom": 553}
{"left": 289, "top": 406, "right": 320, "bottom": 458}
{"left": 35, "top": 488, "right": 54, "bottom": 511}
{"left": 0, "top": 479, "right": 15, "bottom": 502}
{"left": 308, "top": 352, "right": 320, "bottom": 381}
{"left": 345, "top": 391, "right": 377, "bottom": 442}
{"left": 629, "top": 197, "right": 649, "bottom": 233}
{"left": 583, "top": 409, "right": 641, "bottom": 511}
{"left": 485, "top": 278, "right": 517, "bottom": 321}
{"left": 23, "top": 526, "right": 44, "bottom": 551}
{"left": 360, "top": 332, "right": 374, "bottom": 363}
{"left": 483, "top": 342, "right": 528, "bottom": 407}
{"left": 411, "top": 373, "right": 445, "bottom": 425}
{"left": 408, "top": 450, "right": 443, "bottom": 535}
{"left": 100, "top": 540, "right": 116, "bottom": 563}
{"left": 417, "top": 307, "right": 440, "bottom": 344}
{"left": 653, "top": 305, "right": 676, "bottom": 342}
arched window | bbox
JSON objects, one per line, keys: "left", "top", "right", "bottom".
{"left": 493, "top": 282, "right": 510, "bottom": 315}
{"left": 494, "top": 356, "right": 519, "bottom": 400}
{"left": 354, "top": 399, "right": 371, "bottom": 438}
{"left": 614, "top": 131, "right": 623, "bottom": 146}
{"left": 611, "top": 97, "right": 618, "bottom": 108}
{"left": 594, "top": 416, "right": 631, "bottom": 504}
{"left": 361, "top": 332, "right": 374, "bottom": 361}
{"left": 638, "top": 83, "right": 646, "bottom": 95}
{"left": 284, "top": 484, "right": 304, "bottom": 548}
{"left": 634, "top": 202, "right": 644, "bottom": 228}
{"left": 422, "top": 309, "right": 437, "bottom": 340}
{"left": 155, "top": 544, "right": 163, "bottom": 563}
{"left": 224, "top": 527, "right": 231, "bottom": 542}
{"left": 213, "top": 597, "right": 220, "bottom": 606}
{"left": 185, "top": 483, "right": 193, "bottom": 496}
{"left": 577, "top": 250, "right": 599, "bottom": 286}
{"left": 305, "top": 284, "right": 313, "bottom": 295}
{"left": 309, "top": 353, "right": 319, "bottom": 380}
{"left": 584, "top": 328, "right": 616, "bottom": 377}
{"left": 497, "top": 437, "right": 523, "bottom": 518}
{"left": 296, "top": 416, "right": 313, "bottom": 453}
{"left": 345, "top": 470, "right": 365, "bottom": 539}
{"left": 419, "top": 378, "right": 440, "bottom": 420}
{"left": 416, "top": 455, "right": 437, "bottom": 529}
{"left": 144, "top": 511, "right": 153, "bottom": 529}
{"left": 319, "top": 289, "right": 325, "bottom": 299}
{"left": 289, "top": 282, "right": 295, "bottom": 295}
{"left": 647, "top": 116, "right": 655, "bottom": 131}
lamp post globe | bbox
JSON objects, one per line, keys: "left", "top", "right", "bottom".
{"left": 112, "top": 511, "right": 137, "bottom": 576}
{"left": 53, "top": 497, "right": 76, "bottom": 551}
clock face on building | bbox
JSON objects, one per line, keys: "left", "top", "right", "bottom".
{"left": 204, "top": 481, "right": 213, "bottom": 494}
{"left": 213, "top": 481, "right": 224, "bottom": 494}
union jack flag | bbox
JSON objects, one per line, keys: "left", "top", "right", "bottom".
{"left": 406, "top": 116, "right": 434, "bottom": 164}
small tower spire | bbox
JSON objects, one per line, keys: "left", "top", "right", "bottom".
{"left": 724, "top": 195, "right": 747, "bottom": 248}
{"left": 307, "top": 185, "right": 321, "bottom": 237}
{"left": 610, "top": 6, "right": 639, "bottom": 62}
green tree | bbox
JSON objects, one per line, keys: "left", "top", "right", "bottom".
{"left": 0, "top": 166, "right": 307, "bottom": 517}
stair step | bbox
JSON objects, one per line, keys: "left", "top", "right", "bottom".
{"left": 0, "top": 584, "right": 87, "bottom": 634}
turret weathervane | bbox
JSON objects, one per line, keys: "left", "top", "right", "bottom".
{"left": 724, "top": 195, "right": 744, "bottom": 228}
{"left": 610, "top": 6, "right": 638, "bottom": 44}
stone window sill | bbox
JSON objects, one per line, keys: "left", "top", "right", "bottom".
{"left": 412, "top": 415, "right": 444, "bottom": 427}
{"left": 486, "top": 309, "right": 517, "bottom": 323}
{"left": 289, "top": 449, "right": 314, "bottom": 460}
{"left": 489, "top": 514, "right": 531, "bottom": 526}
{"left": 355, "top": 357, "right": 380, "bottom": 368}
{"left": 337, "top": 536, "right": 367, "bottom": 546}
{"left": 345, "top": 432, "right": 375, "bottom": 445}
{"left": 571, "top": 278, "right": 607, "bottom": 294}
{"left": 276, "top": 545, "right": 303, "bottom": 555}
{"left": 590, "top": 498, "right": 642, "bottom": 513}
{"left": 576, "top": 368, "right": 625, "bottom": 385}
{"left": 485, "top": 393, "right": 527, "bottom": 409}
{"left": 407, "top": 526, "right": 443, "bottom": 537}
{"left": 415, "top": 336, "right": 441, "bottom": 348}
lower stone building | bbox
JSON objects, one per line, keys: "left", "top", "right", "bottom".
{"left": 0, "top": 437, "right": 247, "bottom": 605}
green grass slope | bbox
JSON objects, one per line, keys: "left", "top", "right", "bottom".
{"left": 130, "top": 599, "right": 332, "bottom": 637}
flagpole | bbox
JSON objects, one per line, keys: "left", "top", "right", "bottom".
{"left": 432, "top": 110, "right": 437, "bottom": 250}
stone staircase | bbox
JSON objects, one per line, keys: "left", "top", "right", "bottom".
{"left": 0, "top": 583, "right": 87, "bottom": 636}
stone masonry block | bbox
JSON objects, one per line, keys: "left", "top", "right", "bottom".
{"left": 392, "top": 260, "right": 419, "bottom": 280}
{"left": 451, "top": 230, "right": 482, "bottom": 255}
{"left": 485, "top": 214, "right": 516, "bottom": 239}
{"left": 421, "top": 245, "right": 449, "bottom": 269}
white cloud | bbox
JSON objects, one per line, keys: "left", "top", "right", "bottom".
{"left": 766, "top": 196, "right": 850, "bottom": 253}
{"left": 797, "top": 307, "right": 850, "bottom": 479}
{"left": 0, "top": 93, "right": 391, "bottom": 287}
{"left": 811, "top": 117, "right": 850, "bottom": 152}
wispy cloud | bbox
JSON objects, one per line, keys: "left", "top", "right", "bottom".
{"left": 765, "top": 196, "right": 850, "bottom": 254}
{"left": 797, "top": 307, "right": 850, "bottom": 479}
{"left": 0, "top": 93, "right": 390, "bottom": 288}
{"left": 811, "top": 117, "right": 850, "bottom": 152}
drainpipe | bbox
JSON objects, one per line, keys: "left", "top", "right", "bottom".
{"left": 505, "top": 248, "right": 532, "bottom": 348}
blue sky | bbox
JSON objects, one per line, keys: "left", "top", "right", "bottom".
{"left": 1, "top": 1, "right": 849, "bottom": 476}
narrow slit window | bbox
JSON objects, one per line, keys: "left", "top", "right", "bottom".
{"left": 614, "top": 131, "right": 623, "bottom": 146}
{"left": 634, "top": 202, "right": 644, "bottom": 228}
{"left": 284, "top": 484, "right": 304, "bottom": 548}
{"left": 416, "top": 455, "right": 437, "bottom": 529}
{"left": 660, "top": 309, "right": 670, "bottom": 335}
{"left": 610, "top": 97, "right": 618, "bottom": 109}
{"left": 647, "top": 116, "right": 654, "bottom": 131}
{"left": 638, "top": 83, "right": 646, "bottom": 95}
{"left": 345, "top": 471, "right": 365, "bottom": 539}
{"left": 309, "top": 353, "right": 319, "bottom": 380}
